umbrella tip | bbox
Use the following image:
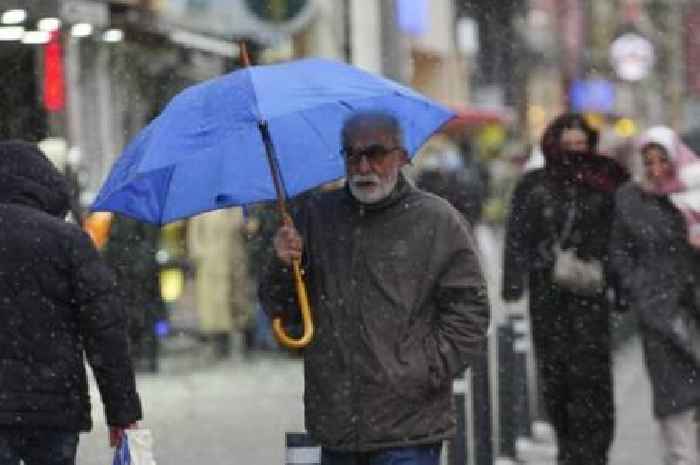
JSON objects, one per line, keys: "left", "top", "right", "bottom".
{"left": 239, "top": 41, "right": 251, "bottom": 67}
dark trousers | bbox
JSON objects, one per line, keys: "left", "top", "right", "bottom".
{"left": 321, "top": 444, "right": 442, "bottom": 465}
{"left": 0, "top": 429, "right": 79, "bottom": 465}
{"left": 531, "top": 292, "right": 615, "bottom": 465}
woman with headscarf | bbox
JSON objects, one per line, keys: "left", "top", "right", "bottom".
{"left": 503, "top": 113, "right": 629, "bottom": 465}
{"left": 609, "top": 126, "right": 700, "bottom": 465}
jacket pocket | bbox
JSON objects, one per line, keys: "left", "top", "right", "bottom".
{"left": 393, "top": 334, "right": 440, "bottom": 400}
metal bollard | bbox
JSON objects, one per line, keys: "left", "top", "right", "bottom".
{"left": 497, "top": 323, "right": 516, "bottom": 459}
{"left": 448, "top": 343, "right": 493, "bottom": 465}
{"left": 470, "top": 347, "right": 493, "bottom": 465}
{"left": 285, "top": 432, "right": 320, "bottom": 465}
{"left": 448, "top": 375, "right": 467, "bottom": 465}
{"left": 508, "top": 314, "right": 532, "bottom": 440}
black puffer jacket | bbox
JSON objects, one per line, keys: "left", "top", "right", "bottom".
{"left": 0, "top": 141, "right": 142, "bottom": 432}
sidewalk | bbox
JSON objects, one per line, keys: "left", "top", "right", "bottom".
{"left": 77, "top": 352, "right": 305, "bottom": 465}
{"left": 516, "top": 335, "right": 659, "bottom": 465}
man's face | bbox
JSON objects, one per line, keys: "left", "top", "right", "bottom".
{"left": 344, "top": 129, "right": 406, "bottom": 204}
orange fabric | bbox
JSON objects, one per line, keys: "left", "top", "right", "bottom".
{"left": 83, "top": 212, "right": 113, "bottom": 249}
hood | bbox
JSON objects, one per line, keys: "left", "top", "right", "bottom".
{"left": 0, "top": 140, "right": 70, "bottom": 218}
{"left": 638, "top": 126, "right": 677, "bottom": 161}
{"left": 638, "top": 127, "right": 700, "bottom": 248}
{"left": 637, "top": 126, "right": 700, "bottom": 191}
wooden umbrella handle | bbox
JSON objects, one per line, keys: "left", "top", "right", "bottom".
{"left": 270, "top": 213, "right": 314, "bottom": 349}
{"left": 271, "top": 256, "right": 314, "bottom": 349}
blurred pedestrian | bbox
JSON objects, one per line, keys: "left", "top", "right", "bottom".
{"left": 502, "top": 113, "right": 628, "bottom": 465}
{"left": 102, "top": 214, "right": 167, "bottom": 373}
{"left": 609, "top": 126, "right": 700, "bottom": 465}
{"left": 260, "top": 112, "right": 490, "bottom": 465}
{"left": 0, "top": 141, "right": 142, "bottom": 464}
{"left": 188, "top": 208, "right": 252, "bottom": 358}
{"left": 415, "top": 149, "right": 486, "bottom": 226}
{"left": 243, "top": 204, "right": 281, "bottom": 352}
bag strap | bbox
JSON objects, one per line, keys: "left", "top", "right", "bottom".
{"left": 559, "top": 205, "right": 576, "bottom": 244}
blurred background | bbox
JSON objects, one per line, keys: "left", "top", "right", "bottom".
{"left": 0, "top": 2, "right": 694, "bottom": 462}
{"left": 0, "top": 0, "right": 693, "bottom": 370}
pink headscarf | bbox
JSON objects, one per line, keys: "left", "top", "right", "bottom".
{"left": 637, "top": 126, "right": 700, "bottom": 249}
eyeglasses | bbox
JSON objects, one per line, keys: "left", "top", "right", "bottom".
{"left": 341, "top": 144, "right": 403, "bottom": 165}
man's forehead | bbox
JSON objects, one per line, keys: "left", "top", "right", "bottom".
{"left": 348, "top": 129, "right": 394, "bottom": 146}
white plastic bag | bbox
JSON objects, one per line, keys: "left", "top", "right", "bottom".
{"left": 112, "top": 429, "right": 157, "bottom": 465}
{"left": 552, "top": 243, "right": 604, "bottom": 296}
{"left": 550, "top": 206, "right": 604, "bottom": 296}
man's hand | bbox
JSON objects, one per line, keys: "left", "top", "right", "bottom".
{"left": 109, "top": 422, "right": 139, "bottom": 447}
{"left": 273, "top": 224, "right": 302, "bottom": 266}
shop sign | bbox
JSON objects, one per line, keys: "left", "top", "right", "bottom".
{"left": 569, "top": 79, "right": 615, "bottom": 114}
{"left": 158, "top": 0, "right": 316, "bottom": 44}
{"left": 610, "top": 32, "right": 655, "bottom": 82}
{"left": 60, "top": 0, "right": 108, "bottom": 27}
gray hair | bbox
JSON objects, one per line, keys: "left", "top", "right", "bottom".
{"left": 341, "top": 111, "right": 404, "bottom": 149}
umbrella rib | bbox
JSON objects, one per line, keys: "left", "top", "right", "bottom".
{"left": 157, "top": 165, "right": 179, "bottom": 225}
{"left": 297, "top": 111, "right": 341, "bottom": 169}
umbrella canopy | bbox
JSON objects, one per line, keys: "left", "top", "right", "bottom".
{"left": 92, "top": 58, "right": 454, "bottom": 225}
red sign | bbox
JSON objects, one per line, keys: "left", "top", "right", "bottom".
{"left": 43, "top": 31, "right": 65, "bottom": 112}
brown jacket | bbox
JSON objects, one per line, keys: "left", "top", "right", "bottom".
{"left": 260, "top": 174, "right": 490, "bottom": 451}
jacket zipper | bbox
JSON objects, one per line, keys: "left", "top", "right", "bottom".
{"left": 350, "top": 209, "right": 363, "bottom": 450}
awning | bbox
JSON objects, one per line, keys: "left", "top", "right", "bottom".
{"left": 156, "top": 0, "right": 318, "bottom": 45}
{"left": 442, "top": 106, "right": 515, "bottom": 135}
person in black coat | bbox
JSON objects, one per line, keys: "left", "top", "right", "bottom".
{"left": 610, "top": 126, "right": 700, "bottom": 465}
{"left": 415, "top": 149, "right": 486, "bottom": 226}
{"left": 0, "top": 141, "right": 142, "bottom": 464}
{"left": 502, "top": 114, "right": 628, "bottom": 465}
{"left": 102, "top": 214, "right": 166, "bottom": 372}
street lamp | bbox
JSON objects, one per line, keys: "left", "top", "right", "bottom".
{"left": 71, "top": 23, "right": 93, "bottom": 38}
{"left": 22, "top": 30, "right": 51, "bottom": 45}
{"left": 1, "top": 9, "right": 26, "bottom": 25}
{"left": 0, "top": 26, "right": 24, "bottom": 41}
{"left": 38, "top": 18, "right": 61, "bottom": 32}
{"left": 102, "top": 29, "right": 123, "bottom": 43}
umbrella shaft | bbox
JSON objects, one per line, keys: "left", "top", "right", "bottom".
{"left": 258, "top": 121, "right": 288, "bottom": 217}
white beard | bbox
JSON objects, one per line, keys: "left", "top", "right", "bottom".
{"left": 348, "top": 170, "right": 399, "bottom": 204}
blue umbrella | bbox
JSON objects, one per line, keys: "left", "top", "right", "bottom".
{"left": 92, "top": 56, "right": 454, "bottom": 348}
{"left": 92, "top": 57, "right": 454, "bottom": 224}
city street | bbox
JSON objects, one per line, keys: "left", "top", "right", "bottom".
{"left": 78, "top": 351, "right": 306, "bottom": 465}
{"left": 0, "top": 2, "right": 696, "bottom": 465}
{"left": 75, "top": 335, "right": 659, "bottom": 465}
{"left": 73, "top": 225, "right": 662, "bottom": 465}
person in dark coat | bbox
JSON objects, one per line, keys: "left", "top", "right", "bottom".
{"left": 502, "top": 113, "right": 628, "bottom": 465}
{"left": 0, "top": 141, "right": 142, "bottom": 464}
{"left": 102, "top": 214, "right": 166, "bottom": 372}
{"left": 415, "top": 149, "right": 486, "bottom": 226}
{"left": 260, "top": 112, "right": 490, "bottom": 465}
{"left": 609, "top": 126, "right": 700, "bottom": 465}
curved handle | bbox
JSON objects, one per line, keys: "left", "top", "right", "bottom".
{"left": 272, "top": 258, "right": 314, "bottom": 349}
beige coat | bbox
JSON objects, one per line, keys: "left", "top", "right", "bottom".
{"left": 187, "top": 208, "right": 251, "bottom": 333}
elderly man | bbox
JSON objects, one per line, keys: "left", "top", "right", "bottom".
{"left": 260, "top": 112, "right": 490, "bottom": 465}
